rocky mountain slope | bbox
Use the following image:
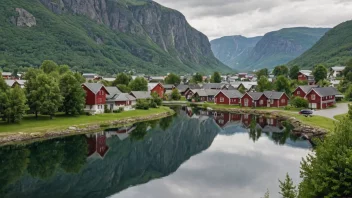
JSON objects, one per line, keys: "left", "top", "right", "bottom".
{"left": 210, "top": 35, "right": 262, "bottom": 69}
{"left": 0, "top": 0, "right": 231, "bottom": 75}
{"left": 211, "top": 27, "right": 330, "bottom": 71}
{"left": 289, "top": 20, "right": 352, "bottom": 68}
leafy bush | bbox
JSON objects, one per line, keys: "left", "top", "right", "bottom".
{"left": 136, "top": 99, "right": 150, "bottom": 110}
{"left": 104, "top": 105, "right": 111, "bottom": 113}
{"left": 290, "top": 97, "right": 309, "bottom": 108}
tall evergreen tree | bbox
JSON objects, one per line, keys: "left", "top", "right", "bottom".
{"left": 211, "top": 72, "right": 222, "bottom": 83}
{"left": 279, "top": 173, "right": 297, "bottom": 198}
{"left": 60, "top": 73, "right": 86, "bottom": 115}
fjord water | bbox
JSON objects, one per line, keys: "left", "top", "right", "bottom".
{"left": 1, "top": 109, "right": 311, "bottom": 198}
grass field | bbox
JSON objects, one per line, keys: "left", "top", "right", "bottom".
{"left": 0, "top": 107, "right": 173, "bottom": 134}
{"left": 280, "top": 112, "right": 337, "bottom": 131}
{"left": 334, "top": 113, "right": 347, "bottom": 121}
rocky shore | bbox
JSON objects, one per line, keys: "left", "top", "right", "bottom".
{"left": 0, "top": 111, "right": 174, "bottom": 146}
{"left": 210, "top": 108, "right": 328, "bottom": 140}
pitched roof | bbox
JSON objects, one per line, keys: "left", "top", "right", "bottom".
{"left": 5, "top": 80, "right": 16, "bottom": 87}
{"left": 148, "top": 83, "right": 163, "bottom": 91}
{"left": 83, "top": 83, "right": 109, "bottom": 95}
{"left": 106, "top": 87, "right": 122, "bottom": 98}
{"left": 202, "top": 83, "right": 225, "bottom": 89}
{"left": 299, "top": 70, "right": 312, "bottom": 76}
{"left": 130, "top": 91, "right": 151, "bottom": 99}
{"left": 163, "top": 84, "right": 175, "bottom": 89}
{"left": 189, "top": 84, "right": 201, "bottom": 89}
{"left": 1, "top": 72, "right": 12, "bottom": 76}
{"left": 110, "top": 93, "right": 136, "bottom": 102}
{"left": 245, "top": 92, "right": 265, "bottom": 100}
{"left": 194, "top": 89, "right": 219, "bottom": 97}
{"left": 240, "top": 82, "right": 258, "bottom": 90}
{"left": 331, "top": 66, "right": 346, "bottom": 71}
{"left": 16, "top": 80, "right": 26, "bottom": 85}
{"left": 310, "top": 87, "right": 340, "bottom": 97}
{"left": 216, "top": 90, "right": 243, "bottom": 99}
{"left": 296, "top": 85, "right": 318, "bottom": 94}
{"left": 263, "top": 91, "right": 285, "bottom": 100}
{"left": 176, "top": 84, "right": 189, "bottom": 92}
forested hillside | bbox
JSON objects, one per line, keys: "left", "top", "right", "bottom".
{"left": 289, "top": 20, "right": 352, "bottom": 68}
{"left": 0, "top": 0, "right": 231, "bottom": 75}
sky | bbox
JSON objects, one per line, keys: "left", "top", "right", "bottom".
{"left": 153, "top": 0, "right": 352, "bottom": 40}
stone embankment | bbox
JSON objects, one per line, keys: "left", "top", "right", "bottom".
{"left": 0, "top": 111, "right": 173, "bottom": 146}
{"left": 211, "top": 108, "right": 328, "bottom": 140}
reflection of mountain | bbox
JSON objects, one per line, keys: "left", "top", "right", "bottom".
{"left": 5, "top": 115, "right": 219, "bottom": 198}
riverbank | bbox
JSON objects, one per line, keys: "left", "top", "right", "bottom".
{"left": 0, "top": 107, "right": 174, "bottom": 146}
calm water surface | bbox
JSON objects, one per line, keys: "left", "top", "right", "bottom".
{"left": 1, "top": 108, "right": 311, "bottom": 198}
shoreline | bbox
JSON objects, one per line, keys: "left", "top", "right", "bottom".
{"left": 0, "top": 110, "right": 174, "bottom": 146}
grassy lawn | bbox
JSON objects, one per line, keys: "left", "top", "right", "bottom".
{"left": 334, "top": 113, "right": 347, "bottom": 121}
{"left": 280, "top": 112, "right": 336, "bottom": 131}
{"left": 0, "top": 107, "right": 173, "bottom": 134}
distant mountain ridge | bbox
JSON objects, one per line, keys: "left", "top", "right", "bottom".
{"left": 211, "top": 27, "right": 330, "bottom": 71}
{"left": 0, "top": 0, "right": 232, "bottom": 75}
{"left": 289, "top": 20, "right": 352, "bottom": 68}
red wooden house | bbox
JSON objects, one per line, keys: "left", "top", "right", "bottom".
{"left": 82, "top": 83, "right": 110, "bottom": 114}
{"left": 263, "top": 91, "right": 289, "bottom": 108}
{"left": 241, "top": 91, "right": 288, "bottom": 108}
{"left": 298, "top": 70, "right": 315, "bottom": 85}
{"left": 306, "top": 87, "right": 339, "bottom": 109}
{"left": 86, "top": 132, "right": 110, "bottom": 159}
{"left": 148, "top": 83, "right": 164, "bottom": 98}
{"left": 1, "top": 72, "right": 13, "bottom": 79}
{"left": 214, "top": 90, "right": 243, "bottom": 105}
{"left": 292, "top": 85, "right": 318, "bottom": 98}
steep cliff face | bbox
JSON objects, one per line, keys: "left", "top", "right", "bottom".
{"left": 210, "top": 35, "right": 262, "bottom": 69}
{"left": 5, "top": 115, "right": 220, "bottom": 198}
{"left": 211, "top": 27, "right": 329, "bottom": 71}
{"left": 0, "top": 0, "right": 231, "bottom": 75}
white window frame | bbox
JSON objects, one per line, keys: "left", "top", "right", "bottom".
{"left": 220, "top": 97, "right": 224, "bottom": 102}
{"left": 297, "top": 91, "right": 300, "bottom": 95}
{"left": 244, "top": 98, "right": 249, "bottom": 106}
{"left": 281, "top": 98, "right": 285, "bottom": 103}
{"left": 311, "top": 94, "right": 316, "bottom": 100}
{"left": 260, "top": 100, "right": 263, "bottom": 105}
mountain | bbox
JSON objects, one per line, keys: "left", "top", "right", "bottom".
{"left": 211, "top": 27, "right": 330, "bottom": 71}
{"left": 210, "top": 35, "right": 262, "bottom": 69}
{"left": 289, "top": 20, "right": 352, "bottom": 68}
{"left": 0, "top": 0, "right": 232, "bottom": 75}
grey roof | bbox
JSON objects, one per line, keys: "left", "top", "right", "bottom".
{"left": 263, "top": 91, "right": 285, "bottom": 100}
{"left": 176, "top": 84, "right": 189, "bottom": 92}
{"left": 331, "top": 66, "right": 346, "bottom": 71}
{"left": 16, "top": 80, "right": 26, "bottom": 85}
{"left": 194, "top": 89, "right": 219, "bottom": 97}
{"left": 106, "top": 87, "right": 122, "bottom": 98}
{"left": 218, "top": 90, "right": 243, "bottom": 98}
{"left": 189, "top": 84, "right": 201, "bottom": 89}
{"left": 310, "top": 87, "right": 340, "bottom": 97}
{"left": 113, "top": 93, "right": 136, "bottom": 102}
{"left": 5, "top": 80, "right": 16, "bottom": 87}
{"left": 165, "top": 90, "right": 173, "bottom": 95}
{"left": 130, "top": 91, "right": 151, "bottom": 99}
{"left": 297, "top": 85, "right": 318, "bottom": 94}
{"left": 1, "top": 72, "right": 12, "bottom": 76}
{"left": 202, "top": 83, "right": 225, "bottom": 89}
{"left": 163, "top": 84, "right": 175, "bottom": 89}
{"left": 83, "top": 83, "right": 108, "bottom": 94}
{"left": 245, "top": 92, "right": 265, "bottom": 100}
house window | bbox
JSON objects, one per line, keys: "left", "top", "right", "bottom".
{"left": 244, "top": 114, "right": 249, "bottom": 119}
{"left": 311, "top": 94, "right": 316, "bottom": 100}
{"left": 297, "top": 91, "right": 300, "bottom": 95}
{"left": 220, "top": 97, "right": 224, "bottom": 102}
{"left": 281, "top": 99, "right": 286, "bottom": 103}
{"left": 260, "top": 100, "right": 263, "bottom": 105}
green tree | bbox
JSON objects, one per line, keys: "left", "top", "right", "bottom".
{"left": 279, "top": 173, "right": 297, "bottom": 198}
{"left": 128, "top": 77, "right": 148, "bottom": 91}
{"left": 112, "top": 73, "right": 131, "bottom": 86}
{"left": 117, "top": 84, "right": 131, "bottom": 93}
{"left": 262, "top": 189, "right": 270, "bottom": 198}
{"left": 130, "top": 122, "right": 148, "bottom": 141}
{"left": 170, "top": 89, "right": 181, "bottom": 100}
{"left": 275, "top": 76, "right": 291, "bottom": 95}
{"left": 60, "top": 73, "right": 86, "bottom": 115}
{"left": 24, "top": 68, "right": 44, "bottom": 118}
{"left": 256, "top": 68, "right": 269, "bottom": 79}
{"left": 151, "top": 92, "right": 162, "bottom": 107}
{"left": 256, "top": 76, "right": 272, "bottom": 92}
{"left": 317, "top": 79, "right": 330, "bottom": 87}
{"left": 40, "top": 60, "right": 59, "bottom": 74}
{"left": 58, "top": 64, "right": 70, "bottom": 75}
{"left": 239, "top": 85, "right": 246, "bottom": 94}
{"left": 192, "top": 73, "right": 203, "bottom": 83}
{"left": 74, "top": 72, "right": 86, "bottom": 84}
{"left": 4, "top": 86, "right": 28, "bottom": 123}
{"left": 159, "top": 116, "right": 173, "bottom": 131}
{"left": 290, "top": 97, "right": 309, "bottom": 108}
{"left": 344, "top": 84, "right": 352, "bottom": 101}
{"left": 289, "top": 65, "right": 300, "bottom": 79}
{"left": 313, "top": 64, "right": 328, "bottom": 82}
{"left": 273, "top": 65, "right": 289, "bottom": 77}
{"left": 211, "top": 72, "right": 222, "bottom": 83}
{"left": 135, "top": 99, "right": 150, "bottom": 110}
{"left": 165, "top": 73, "right": 181, "bottom": 85}
{"left": 348, "top": 104, "right": 352, "bottom": 120}
{"left": 36, "top": 73, "right": 63, "bottom": 119}
{"left": 0, "top": 74, "right": 9, "bottom": 121}
{"left": 299, "top": 118, "right": 352, "bottom": 197}
{"left": 60, "top": 135, "right": 88, "bottom": 173}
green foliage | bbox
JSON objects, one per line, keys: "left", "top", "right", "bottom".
{"left": 60, "top": 135, "right": 88, "bottom": 173}
{"left": 136, "top": 99, "right": 150, "bottom": 110}
{"left": 289, "top": 21, "right": 352, "bottom": 68}
{"left": 164, "top": 73, "right": 181, "bottom": 85}
{"left": 128, "top": 77, "right": 148, "bottom": 91}
{"left": 58, "top": 65, "right": 70, "bottom": 75}
{"left": 313, "top": 64, "right": 328, "bottom": 82}
{"left": 238, "top": 85, "right": 246, "bottom": 94}
{"left": 262, "top": 189, "right": 270, "bottom": 198}
{"left": 74, "top": 72, "right": 86, "bottom": 84}
{"left": 0, "top": 74, "right": 9, "bottom": 120}
{"left": 112, "top": 73, "right": 131, "bottom": 86}
{"left": 256, "top": 76, "right": 272, "bottom": 92}
{"left": 279, "top": 173, "right": 297, "bottom": 198}
{"left": 298, "top": 118, "right": 352, "bottom": 197}
{"left": 130, "top": 122, "right": 148, "bottom": 141}
{"left": 348, "top": 104, "right": 352, "bottom": 120}
{"left": 290, "top": 97, "right": 309, "bottom": 108}
{"left": 115, "top": 85, "right": 130, "bottom": 94}
{"left": 211, "top": 72, "right": 221, "bottom": 83}
{"left": 289, "top": 65, "right": 300, "bottom": 79}
{"left": 317, "top": 79, "right": 330, "bottom": 87}
{"left": 59, "top": 72, "right": 86, "bottom": 115}
{"left": 275, "top": 75, "right": 291, "bottom": 95}
{"left": 192, "top": 73, "right": 203, "bottom": 83}
{"left": 40, "top": 60, "right": 59, "bottom": 74}
{"left": 151, "top": 92, "right": 162, "bottom": 106}
{"left": 4, "top": 85, "right": 28, "bottom": 123}
{"left": 256, "top": 68, "right": 269, "bottom": 79}
{"left": 273, "top": 65, "right": 289, "bottom": 77}
{"left": 159, "top": 116, "right": 173, "bottom": 130}
{"left": 170, "top": 89, "right": 181, "bottom": 100}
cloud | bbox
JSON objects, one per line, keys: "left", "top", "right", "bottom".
{"left": 153, "top": 0, "right": 352, "bottom": 40}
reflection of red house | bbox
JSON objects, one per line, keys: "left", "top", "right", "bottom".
{"left": 86, "top": 132, "right": 110, "bottom": 159}
{"left": 148, "top": 83, "right": 164, "bottom": 98}
{"left": 213, "top": 112, "right": 230, "bottom": 128}
{"left": 242, "top": 114, "right": 252, "bottom": 127}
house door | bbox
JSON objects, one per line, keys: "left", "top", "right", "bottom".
{"left": 311, "top": 103, "right": 317, "bottom": 109}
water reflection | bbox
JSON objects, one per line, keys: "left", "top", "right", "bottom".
{"left": 1, "top": 108, "right": 311, "bottom": 198}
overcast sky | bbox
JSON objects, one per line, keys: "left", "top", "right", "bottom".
{"left": 153, "top": 0, "right": 352, "bottom": 40}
